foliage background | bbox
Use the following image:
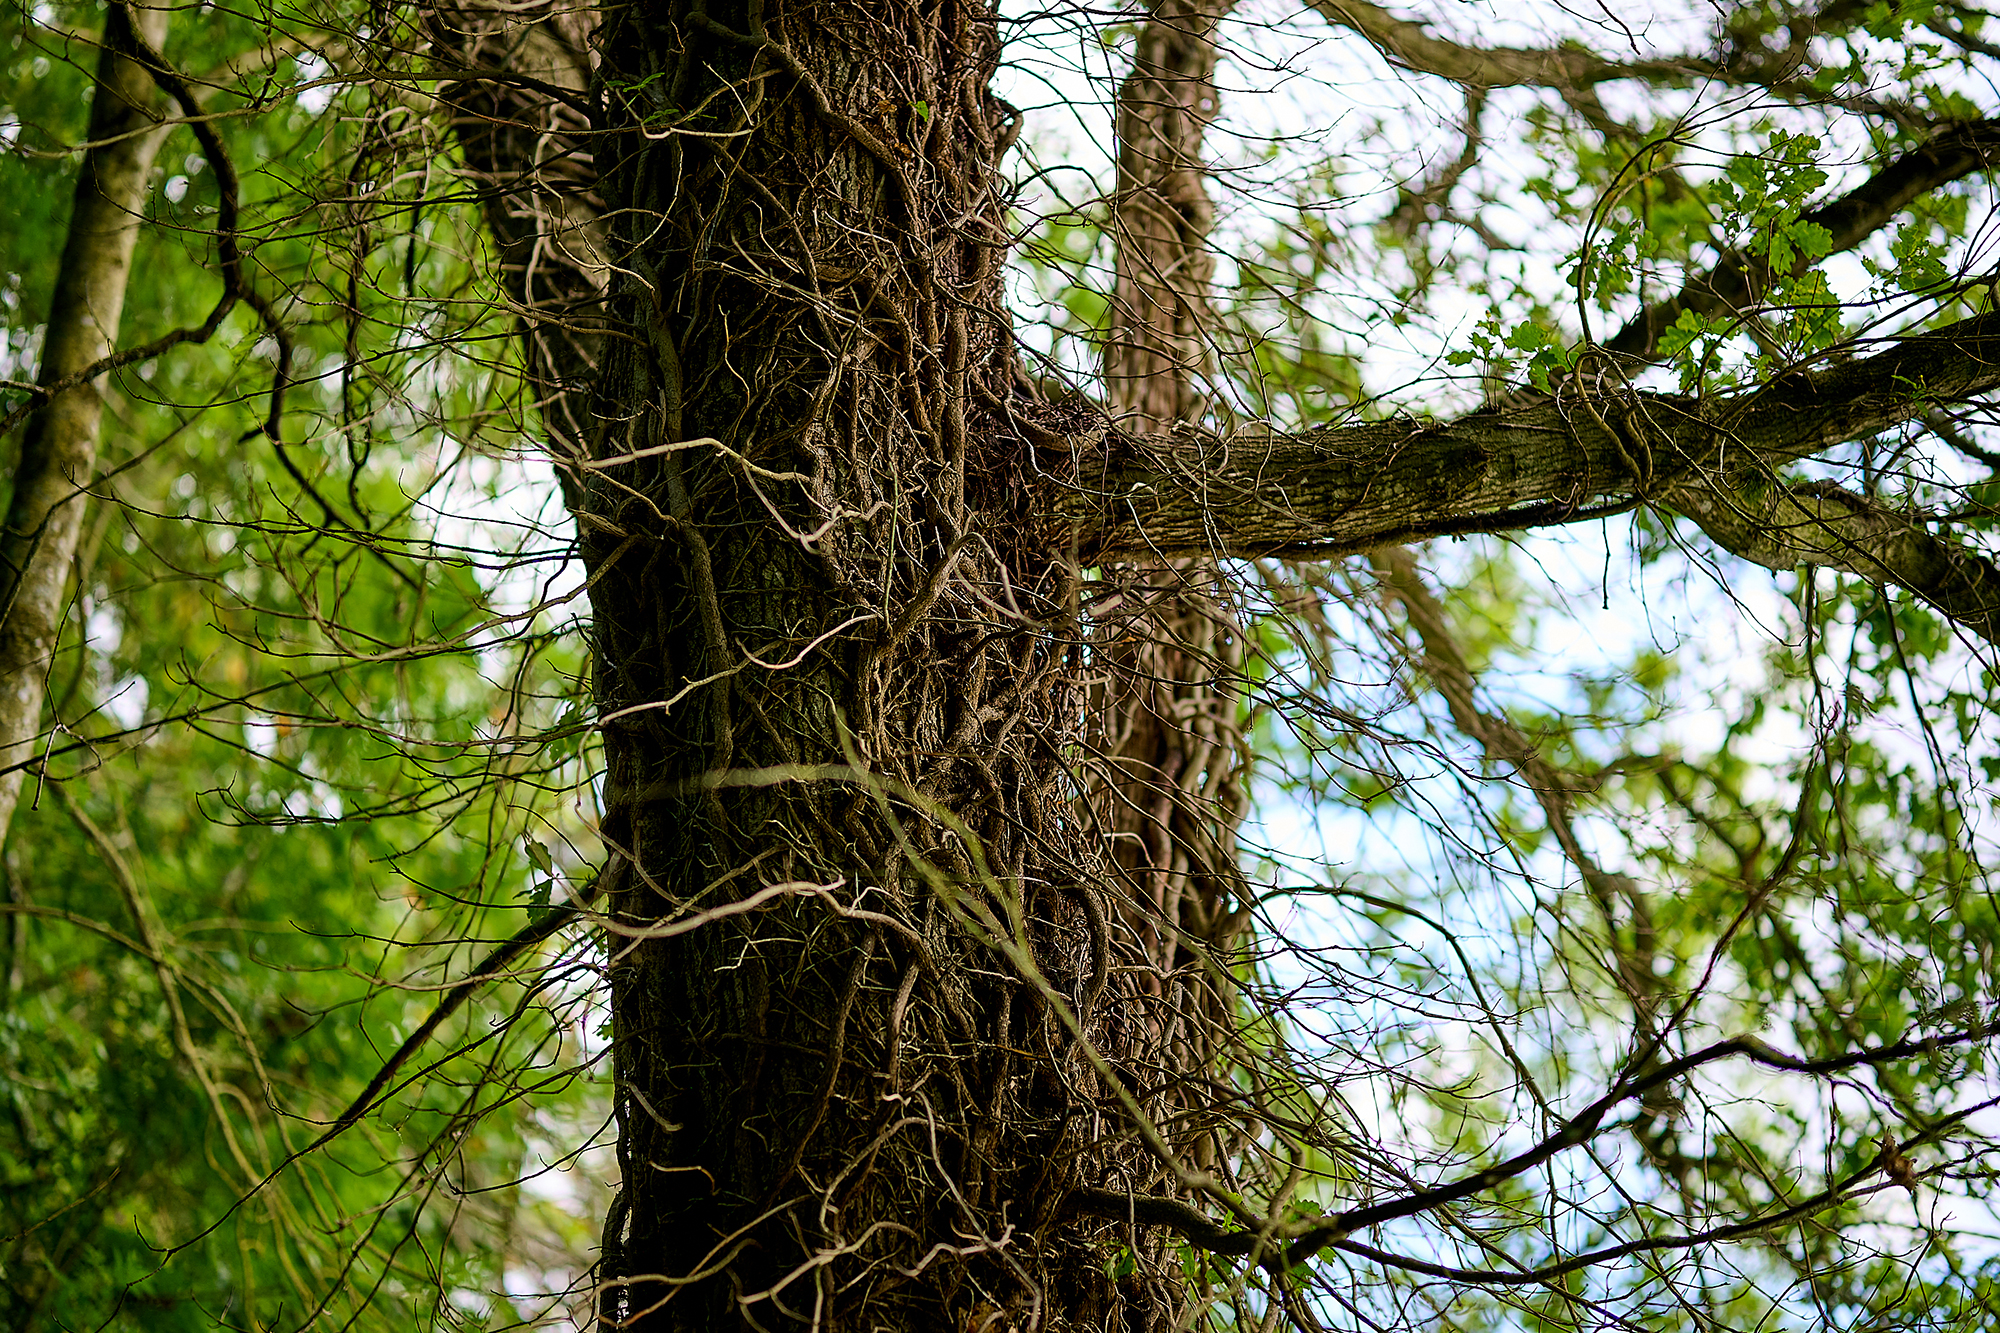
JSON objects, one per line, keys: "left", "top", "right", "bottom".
{"left": 3, "top": 0, "right": 2000, "bottom": 1327}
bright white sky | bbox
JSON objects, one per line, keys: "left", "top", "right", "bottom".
{"left": 990, "top": 0, "right": 2000, "bottom": 1302}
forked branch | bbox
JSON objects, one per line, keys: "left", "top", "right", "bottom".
{"left": 1073, "top": 1018, "right": 2000, "bottom": 1275}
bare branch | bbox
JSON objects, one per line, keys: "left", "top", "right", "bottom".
{"left": 1925, "top": 15, "right": 2000, "bottom": 61}
{"left": 1385, "top": 85, "right": 1486, "bottom": 232}
{"left": 1308, "top": 0, "right": 1710, "bottom": 90}
{"left": 1308, "top": 0, "right": 1926, "bottom": 125}
{"left": 1673, "top": 475, "right": 2000, "bottom": 641}
{"left": 306, "top": 863, "right": 615, "bottom": 1155}
{"left": 1073, "top": 1019, "right": 2000, "bottom": 1271}
{"left": 1371, "top": 545, "right": 1658, "bottom": 1012}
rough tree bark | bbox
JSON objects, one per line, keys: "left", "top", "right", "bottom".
{"left": 0, "top": 6, "right": 171, "bottom": 843}
{"left": 418, "top": 0, "right": 2000, "bottom": 1324}
{"left": 568, "top": 0, "right": 1161, "bottom": 1326}
{"left": 9, "top": 0, "right": 2000, "bottom": 1324}
{"left": 1072, "top": 315, "right": 2000, "bottom": 646}
{"left": 1092, "top": 0, "right": 1254, "bottom": 1230}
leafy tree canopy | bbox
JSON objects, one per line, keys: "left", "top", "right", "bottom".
{"left": 1, "top": 0, "right": 1998, "bottom": 1328}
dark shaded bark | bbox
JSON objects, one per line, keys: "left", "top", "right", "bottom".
{"left": 571, "top": 0, "right": 1154, "bottom": 1326}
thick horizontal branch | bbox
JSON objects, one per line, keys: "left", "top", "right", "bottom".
{"left": 1064, "top": 308, "right": 2000, "bottom": 637}
{"left": 1675, "top": 476, "right": 2000, "bottom": 640}
{"left": 1306, "top": 0, "right": 1897, "bottom": 109}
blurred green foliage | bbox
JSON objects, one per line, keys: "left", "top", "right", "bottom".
{"left": 1, "top": 5, "right": 606, "bottom": 1327}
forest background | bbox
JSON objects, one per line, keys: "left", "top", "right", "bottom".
{"left": 3, "top": 0, "right": 2000, "bottom": 1328}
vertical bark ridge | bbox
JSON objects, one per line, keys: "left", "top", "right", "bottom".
{"left": 572, "top": 0, "right": 1148, "bottom": 1325}
{"left": 1104, "top": 0, "right": 1224, "bottom": 425}
{"left": 1095, "top": 2, "right": 1255, "bottom": 1322}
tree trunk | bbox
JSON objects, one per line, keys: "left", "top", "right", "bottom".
{"left": 0, "top": 5, "right": 169, "bottom": 841}
{"left": 1095, "top": 0, "right": 1252, "bottom": 1235}
{"left": 577, "top": 1, "right": 1159, "bottom": 1326}
{"left": 429, "top": 0, "right": 605, "bottom": 485}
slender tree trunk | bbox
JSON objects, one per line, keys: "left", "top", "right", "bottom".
{"left": 574, "top": 0, "right": 1158, "bottom": 1326}
{"left": 1095, "top": 0, "right": 1252, "bottom": 1252}
{"left": 0, "top": 5, "right": 169, "bottom": 842}
{"left": 1104, "top": 0, "right": 1222, "bottom": 429}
